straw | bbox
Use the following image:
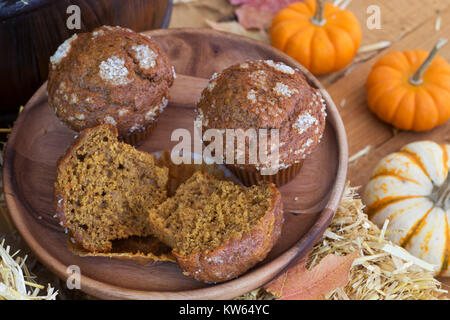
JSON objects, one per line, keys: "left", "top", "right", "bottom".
{"left": 0, "top": 239, "right": 58, "bottom": 300}
{"left": 238, "top": 184, "right": 447, "bottom": 300}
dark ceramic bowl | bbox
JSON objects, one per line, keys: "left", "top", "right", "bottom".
{"left": 0, "top": 0, "right": 173, "bottom": 119}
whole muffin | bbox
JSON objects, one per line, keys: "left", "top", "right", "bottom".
{"left": 47, "top": 26, "right": 175, "bottom": 144}
{"left": 195, "top": 60, "right": 326, "bottom": 186}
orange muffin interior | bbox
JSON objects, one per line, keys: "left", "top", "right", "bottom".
{"left": 55, "top": 125, "right": 168, "bottom": 252}
{"left": 148, "top": 171, "right": 276, "bottom": 256}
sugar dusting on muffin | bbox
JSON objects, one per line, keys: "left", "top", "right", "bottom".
{"left": 207, "top": 73, "right": 219, "bottom": 92}
{"left": 50, "top": 34, "right": 78, "bottom": 67}
{"left": 99, "top": 56, "right": 132, "bottom": 86}
{"left": 273, "top": 82, "right": 298, "bottom": 98}
{"left": 131, "top": 44, "right": 158, "bottom": 70}
{"left": 145, "top": 97, "right": 168, "bottom": 121}
{"left": 294, "top": 108, "right": 320, "bottom": 132}
{"left": 264, "top": 59, "right": 295, "bottom": 74}
{"left": 103, "top": 115, "right": 117, "bottom": 126}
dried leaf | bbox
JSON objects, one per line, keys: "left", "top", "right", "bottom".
{"left": 229, "top": 0, "right": 249, "bottom": 4}
{"left": 170, "top": 0, "right": 234, "bottom": 28}
{"left": 235, "top": 6, "right": 274, "bottom": 30}
{"left": 231, "top": 0, "right": 298, "bottom": 30}
{"left": 205, "top": 19, "right": 270, "bottom": 43}
{"left": 265, "top": 251, "right": 358, "bottom": 300}
{"left": 173, "top": 0, "right": 198, "bottom": 3}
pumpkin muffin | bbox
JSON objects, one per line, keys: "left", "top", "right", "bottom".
{"left": 147, "top": 171, "right": 284, "bottom": 283}
{"left": 47, "top": 26, "right": 175, "bottom": 145}
{"left": 54, "top": 124, "right": 169, "bottom": 253}
{"left": 196, "top": 60, "right": 327, "bottom": 186}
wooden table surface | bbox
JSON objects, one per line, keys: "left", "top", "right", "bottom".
{"left": 321, "top": 0, "right": 450, "bottom": 296}
{"left": 2, "top": 0, "right": 450, "bottom": 299}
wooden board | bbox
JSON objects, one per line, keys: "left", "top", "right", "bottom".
{"left": 3, "top": 28, "right": 347, "bottom": 299}
{"left": 324, "top": 0, "right": 450, "bottom": 296}
{"left": 318, "top": 0, "right": 450, "bottom": 87}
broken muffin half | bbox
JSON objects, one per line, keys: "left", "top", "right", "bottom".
{"left": 148, "top": 171, "right": 284, "bottom": 283}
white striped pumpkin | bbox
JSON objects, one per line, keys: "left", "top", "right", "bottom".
{"left": 364, "top": 141, "right": 450, "bottom": 276}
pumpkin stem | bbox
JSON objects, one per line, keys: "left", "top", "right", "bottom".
{"left": 409, "top": 38, "right": 448, "bottom": 86}
{"left": 435, "top": 174, "right": 450, "bottom": 210}
{"left": 311, "top": 0, "right": 326, "bottom": 26}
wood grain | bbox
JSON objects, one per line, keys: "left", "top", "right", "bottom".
{"left": 318, "top": 0, "right": 450, "bottom": 87}
{"left": 323, "top": 1, "right": 450, "bottom": 295}
{"left": 328, "top": 5, "right": 450, "bottom": 158}
{"left": 3, "top": 28, "right": 347, "bottom": 299}
{"left": 168, "top": 74, "right": 207, "bottom": 109}
{"left": 346, "top": 0, "right": 449, "bottom": 46}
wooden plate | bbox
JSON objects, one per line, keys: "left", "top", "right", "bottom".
{"left": 3, "top": 28, "right": 348, "bottom": 299}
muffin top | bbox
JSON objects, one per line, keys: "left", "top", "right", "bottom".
{"left": 47, "top": 26, "right": 175, "bottom": 139}
{"left": 196, "top": 60, "right": 326, "bottom": 170}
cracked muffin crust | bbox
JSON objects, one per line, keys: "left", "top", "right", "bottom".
{"left": 47, "top": 26, "right": 175, "bottom": 144}
{"left": 196, "top": 60, "right": 327, "bottom": 186}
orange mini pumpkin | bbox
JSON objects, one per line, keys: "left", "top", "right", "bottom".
{"left": 270, "top": 0, "right": 362, "bottom": 75}
{"left": 367, "top": 39, "right": 450, "bottom": 131}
